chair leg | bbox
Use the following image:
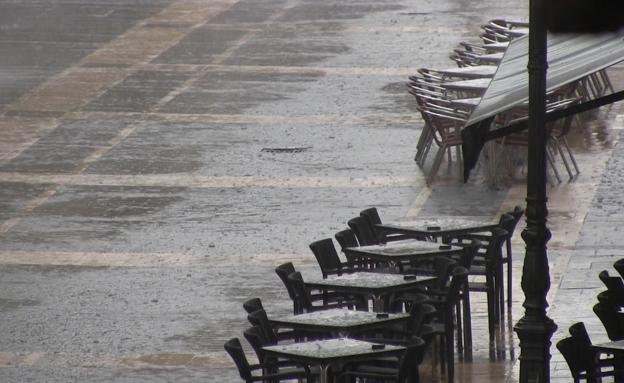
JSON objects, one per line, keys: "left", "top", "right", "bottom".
{"left": 455, "top": 302, "right": 463, "bottom": 358}
{"left": 506, "top": 240, "right": 513, "bottom": 309}
{"left": 552, "top": 137, "right": 574, "bottom": 180}
{"left": 445, "top": 310, "right": 454, "bottom": 383}
{"left": 427, "top": 145, "right": 446, "bottom": 186}
{"left": 462, "top": 289, "right": 473, "bottom": 361}
{"left": 560, "top": 136, "right": 580, "bottom": 174}
{"left": 546, "top": 149, "right": 562, "bottom": 184}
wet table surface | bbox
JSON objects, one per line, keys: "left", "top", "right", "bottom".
{"left": 263, "top": 338, "right": 405, "bottom": 383}
{"left": 345, "top": 239, "right": 462, "bottom": 264}
{"left": 304, "top": 271, "right": 436, "bottom": 311}
{"left": 269, "top": 308, "right": 409, "bottom": 335}
{"left": 377, "top": 217, "right": 499, "bottom": 240}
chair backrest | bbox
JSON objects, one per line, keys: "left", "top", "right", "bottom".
{"left": 360, "top": 207, "right": 384, "bottom": 241}
{"left": 447, "top": 266, "right": 470, "bottom": 305}
{"left": 497, "top": 213, "right": 515, "bottom": 233}
{"left": 456, "top": 239, "right": 481, "bottom": 269}
{"left": 335, "top": 229, "right": 359, "bottom": 249}
{"left": 243, "top": 325, "right": 272, "bottom": 363}
{"left": 556, "top": 336, "right": 585, "bottom": 381}
{"left": 247, "top": 309, "right": 278, "bottom": 344}
{"left": 309, "top": 238, "right": 343, "bottom": 278}
{"left": 614, "top": 258, "right": 624, "bottom": 279}
{"left": 593, "top": 302, "right": 624, "bottom": 341}
{"left": 507, "top": 206, "right": 524, "bottom": 232}
{"left": 287, "top": 271, "right": 313, "bottom": 312}
{"left": 432, "top": 256, "right": 457, "bottom": 290}
{"left": 484, "top": 228, "right": 508, "bottom": 267}
{"left": 347, "top": 216, "right": 378, "bottom": 246}
{"left": 407, "top": 303, "right": 436, "bottom": 336}
{"left": 275, "top": 262, "right": 297, "bottom": 301}
{"left": 598, "top": 270, "right": 624, "bottom": 292}
{"left": 569, "top": 322, "right": 603, "bottom": 371}
{"left": 397, "top": 337, "right": 426, "bottom": 383}
{"left": 243, "top": 298, "right": 264, "bottom": 314}
{"left": 224, "top": 338, "right": 253, "bottom": 381}
{"left": 335, "top": 229, "right": 366, "bottom": 267}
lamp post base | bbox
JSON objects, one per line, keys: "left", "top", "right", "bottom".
{"left": 514, "top": 315, "right": 557, "bottom": 383}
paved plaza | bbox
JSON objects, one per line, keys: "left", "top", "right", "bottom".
{"left": 1, "top": 0, "right": 624, "bottom": 382}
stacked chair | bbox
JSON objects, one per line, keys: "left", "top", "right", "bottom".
{"left": 224, "top": 205, "right": 526, "bottom": 383}
{"left": 557, "top": 257, "right": 624, "bottom": 382}
{"left": 409, "top": 18, "right": 614, "bottom": 185}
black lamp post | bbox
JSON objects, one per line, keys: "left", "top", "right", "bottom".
{"left": 513, "top": 0, "right": 558, "bottom": 381}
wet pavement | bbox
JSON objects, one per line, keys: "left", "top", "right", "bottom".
{"left": 1, "top": 0, "right": 624, "bottom": 382}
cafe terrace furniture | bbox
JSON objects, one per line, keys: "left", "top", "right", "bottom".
{"left": 335, "top": 228, "right": 371, "bottom": 268}
{"left": 614, "top": 258, "right": 624, "bottom": 279}
{"left": 288, "top": 271, "right": 367, "bottom": 314}
{"left": 593, "top": 302, "right": 624, "bottom": 341}
{"left": 360, "top": 207, "right": 411, "bottom": 243}
{"left": 302, "top": 271, "right": 436, "bottom": 312}
{"left": 276, "top": 262, "right": 361, "bottom": 314}
{"left": 243, "top": 298, "right": 264, "bottom": 314}
{"left": 269, "top": 308, "right": 409, "bottom": 337}
{"left": 376, "top": 216, "right": 499, "bottom": 242}
{"left": 309, "top": 238, "right": 359, "bottom": 278}
{"left": 263, "top": 337, "right": 405, "bottom": 383}
{"left": 423, "top": 266, "right": 471, "bottom": 383}
{"left": 225, "top": 337, "right": 315, "bottom": 383}
{"left": 337, "top": 338, "right": 426, "bottom": 383}
{"left": 344, "top": 240, "right": 462, "bottom": 272}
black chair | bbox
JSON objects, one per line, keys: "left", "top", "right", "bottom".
{"left": 309, "top": 238, "right": 357, "bottom": 278}
{"left": 348, "top": 216, "right": 379, "bottom": 246}
{"left": 287, "top": 271, "right": 365, "bottom": 313}
{"left": 557, "top": 322, "right": 623, "bottom": 383}
{"left": 599, "top": 270, "right": 624, "bottom": 293}
{"left": 243, "top": 298, "right": 264, "bottom": 314}
{"left": 360, "top": 207, "right": 411, "bottom": 243}
{"left": 422, "top": 266, "right": 471, "bottom": 383}
{"left": 464, "top": 229, "right": 508, "bottom": 344}
{"left": 614, "top": 258, "right": 624, "bottom": 279}
{"left": 275, "top": 262, "right": 301, "bottom": 314}
{"left": 335, "top": 228, "right": 369, "bottom": 268}
{"left": 337, "top": 337, "right": 427, "bottom": 383}
{"left": 243, "top": 325, "right": 275, "bottom": 365}
{"left": 224, "top": 337, "right": 314, "bottom": 383}
{"left": 594, "top": 302, "right": 624, "bottom": 341}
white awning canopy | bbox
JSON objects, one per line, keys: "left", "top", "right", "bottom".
{"left": 466, "top": 31, "right": 624, "bottom": 126}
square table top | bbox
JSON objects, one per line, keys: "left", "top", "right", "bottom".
{"left": 377, "top": 216, "right": 498, "bottom": 238}
{"left": 345, "top": 239, "right": 462, "bottom": 262}
{"left": 270, "top": 308, "right": 409, "bottom": 333}
{"left": 305, "top": 271, "right": 435, "bottom": 293}
{"left": 263, "top": 338, "right": 404, "bottom": 364}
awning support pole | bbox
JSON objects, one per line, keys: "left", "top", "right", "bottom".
{"left": 514, "top": 0, "right": 557, "bottom": 382}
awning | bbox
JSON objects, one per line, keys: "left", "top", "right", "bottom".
{"left": 462, "top": 31, "right": 624, "bottom": 180}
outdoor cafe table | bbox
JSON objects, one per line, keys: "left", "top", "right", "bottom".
{"left": 270, "top": 308, "right": 409, "bottom": 337}
{"left": 263, "top": 337, "right": 405, "bottom": 383}
{"left": 376, "top": 217, "right": 499, "bottom": 242}
{"left": 344, "top": 239, "right": 463, "bottom": 270}
{"left": 304, "top": 272, "right": 436, "bottom": 312}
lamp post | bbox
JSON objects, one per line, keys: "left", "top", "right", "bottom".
{"left": 513, "top": 0, "right": 557, "bottom": 381}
